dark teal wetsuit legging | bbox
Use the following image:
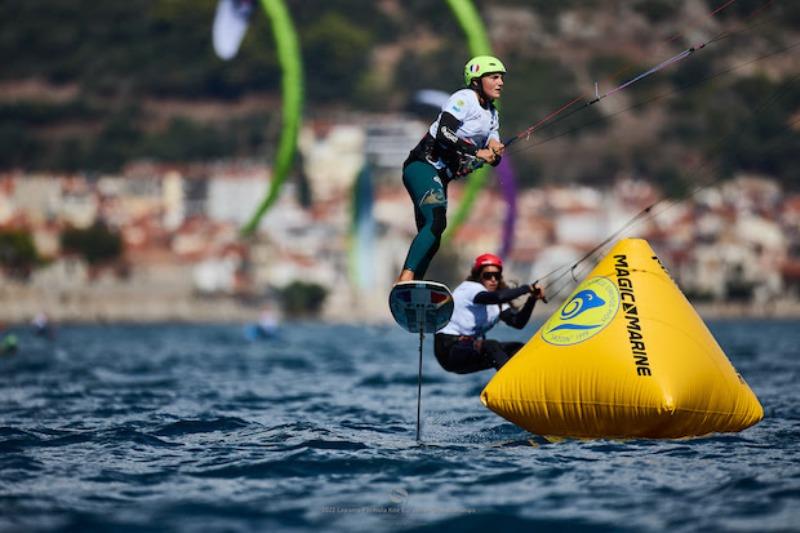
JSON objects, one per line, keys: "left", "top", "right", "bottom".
{"left": 402, "top": 160, "right": 447, "bottom": 279}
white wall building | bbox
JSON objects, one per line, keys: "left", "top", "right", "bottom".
{"left": 206, "top": 166, "right": 270, "bottom": 225}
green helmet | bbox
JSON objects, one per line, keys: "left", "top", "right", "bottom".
{"left": 464, "top": 55, "right": 506, "bottom": 86}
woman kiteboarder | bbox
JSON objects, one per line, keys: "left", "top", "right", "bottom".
{"left": 435, "top": 253, "right": 546, "bottom": 374}
{"left": 396, "top": 56, "right": 507, "bottom": 283}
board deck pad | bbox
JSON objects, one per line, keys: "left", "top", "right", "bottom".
{"left": 389, "top": 281, "right": 454, "bottom": 334}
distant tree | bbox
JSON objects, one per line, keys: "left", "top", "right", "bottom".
{"left": 704, "top": 76, "right": 800, "bottom": 188}
{"left": 60, "top": 222, "right": 123, "bottom": 265}
{"left": 279, "top": 281, "right": 328, "bottom": 316}
{"left": 302, "top": 12, "right": 373, "bottom": 101}
{"left": 0, "top": 230, "right": 39, "bottom": 279}
{"left": 633, "top": 0, "right": 681, "bottom": 23}
{"left": 0, "top": 124, "right": 42, "bottom": 169}
{"left": 145, "top": 118, "right": 234, "bottom": 161}
{"left": 653, "top": 165, "right": 690, "bottom": 199}
{"left": 87, "top": 107, "right": 145, "bottom": 172}
{"left": 703, "top": 0, "right": 800, "bottom": 25}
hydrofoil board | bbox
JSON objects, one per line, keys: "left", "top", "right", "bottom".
{"left": 389, "top": 281, "right": 453, "bottom": 334}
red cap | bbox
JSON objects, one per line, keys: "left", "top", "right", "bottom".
{"left": 473, "top": 253, "right": 503, "bottom": 272}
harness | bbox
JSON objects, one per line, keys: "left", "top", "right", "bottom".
{"left": 406, "top": 132, "right": 481, "bottom": 181}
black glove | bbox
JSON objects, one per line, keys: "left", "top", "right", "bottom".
{"left": 529, "top": 283, "right": 547, "bottom": 303}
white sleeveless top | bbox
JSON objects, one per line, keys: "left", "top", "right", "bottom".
{"left": 440, "top": 281, "right": 508, "bottom": 337}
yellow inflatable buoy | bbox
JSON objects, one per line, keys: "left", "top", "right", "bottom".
{"left": 481, "top": 238, "right": 763, "bottom": 439}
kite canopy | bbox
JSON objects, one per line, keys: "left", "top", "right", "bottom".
{"left": 481, "top": 238, "right": 764, "bottom": 439}
{"left": 212, "top": 0, "right": 254, "bottom": 60}
{"left": 414, "top": 89, "right": 450, "bottom": 110}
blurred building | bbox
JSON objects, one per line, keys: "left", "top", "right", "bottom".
{"left": 2, "top": 164, "right": 799, "bottom": 321}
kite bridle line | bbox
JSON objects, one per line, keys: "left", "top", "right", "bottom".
{"left": 531, "top": 74, "right": 800, "bottom": 304}
{"left": 499, "top": 0, "right": 778, "bottom": 152}
{"left": 515, "top": 37, "right": 800, "bottom": 157}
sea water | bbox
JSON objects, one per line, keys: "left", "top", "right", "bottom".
{"left": 0, "top": 320, "right": 798, "bottom": 532}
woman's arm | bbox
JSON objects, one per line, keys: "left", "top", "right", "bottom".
{"left": 499, "top": 295, "right": 536, "bottom": 329}
{"left": 436, "top": 112, "right": 478, "bottom": 155}
{"left": 473, "top": 285, "right": 531, "bottom": 305}
{"left": 487, "top": 138, "right": 504, "bottom": 167}
{"left": 437, "top": 112, "right": 497, "bottom": 164}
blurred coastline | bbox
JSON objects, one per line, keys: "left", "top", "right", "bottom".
{"left": 3, "top": 285, "right": 800, "bottom": 324}
{"left": 2, "top": 146, "right": 799, "bottom": 324}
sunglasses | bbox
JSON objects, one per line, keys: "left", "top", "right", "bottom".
{"left": 481, "top": 271, "right": 502, "bottom": 281}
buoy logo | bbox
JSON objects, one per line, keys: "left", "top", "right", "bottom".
{"left": 542, "top": 276, "right": 620, "bottom": 346}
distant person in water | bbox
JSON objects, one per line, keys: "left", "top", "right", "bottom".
{"left": 1, "top": 323, "right": 18, "bottom": 356}
{"left": 256, "top": 307, "right": 279, "bottom": 337}
{"left": 244, "top": 306, "right": 280, "bottom": 341}
{"left": 32, "top": 312, "right": 55, "bottom": 340}
{"left": 434, "top": 253, "right": 545, "bottom": 374}
{"left": 397, "top": 56, "right": 507, "bottom": 283}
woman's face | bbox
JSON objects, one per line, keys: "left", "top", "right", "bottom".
{"left": 479, "top": 267, "right": 502, "bottom": 291}
{"left": 480, "top": 73, "right": 504, "bottom": 100}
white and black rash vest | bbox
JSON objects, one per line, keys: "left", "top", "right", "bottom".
{"left": 407, "top": 88, "right": 500, "bottom": 180}
{"left": 439, "top": 281, "right": 535, "bottom": 338}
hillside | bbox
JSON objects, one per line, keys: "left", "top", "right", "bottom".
{"left": 1, "top": 0, "right": 798, "bottom": 191}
